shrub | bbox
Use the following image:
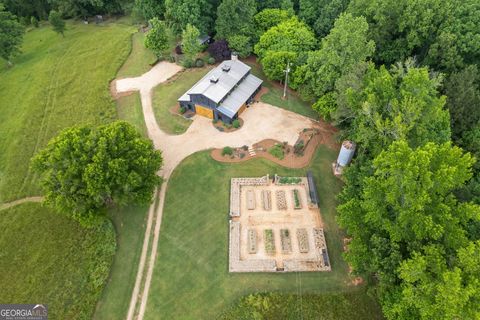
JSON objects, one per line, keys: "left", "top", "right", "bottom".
{"left": 232, "top": 119, "right": 240, "bottom": 128}
{"left": 239, "top": 153, "right": 246, "bottom": 159}
{"left": 169, "top": 55, "right": 176, "bottom": 63}
{"left": 195, "top": 58, "right": 205, "bottom": 68}
{"left": 222, "top": 146, "right": 233, "bottom": 156}
{"left": 31, "top": 16, "right": 39, "bottom": 28}
{"left": 242, "top": 145, "right": 249, "bottom": 151}
{"left": 294, "top": 140, "right": 305, "bottom": 155}
{"left": 225, "top": 123, "right": 232, "bottom": 129}
{"left": 175, "top": 44, "right": 183, "bottom": 54}
{"left": 268, "top": 144, "right": 285, "bottom": 160}
{"left": 208, "top": 39, "right": 231, "bottom": 62}
{"left": 213, "top": 119, "right": 218, "bottom": 124}
{"left": 207, "top": 57, "right": 215, "bottom": 65}
{"left": 182, "top": 58, "right": 193, "bottom": 68}
{"left": 179, "top": 106, "right": 186, "bottom": 114}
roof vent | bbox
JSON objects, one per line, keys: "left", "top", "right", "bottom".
{"left": 222, "top": 65, "right": 231, "bottom": 72}
{"left": 210, "top": 76, "right": 219, "bottom": 83}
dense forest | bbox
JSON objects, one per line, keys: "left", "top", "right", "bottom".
{"left": 2, "top": 0, "right": 480, "bottom": 318}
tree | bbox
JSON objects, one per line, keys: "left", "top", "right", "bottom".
{"left": 207, "top": 39, "right": 231, "bottom": 62}
{"left": 165, "top": 0, "right": 212, "bottom": 35}
{"left": 347, "top": 63, "right": 451, "bottom": 157}
{"left": 215, "top": 0, "right": 257, "bottom": 56}
{"left": 0, "top": 5, "right": 25, "bottom": 64}
{"left": 299, "top": 0, "right": 349, "bottom": 37}
{"left": 338, "top": 141, "right": 480, "bottom": 319}
{"left": 31, "top": 121, "right": 163, "bottom": 226}
{"left": 144, "top": 17, "right": 169, "bottom": 58}
{"left": 297, "top": 13, "right": 375, "bottom": 98}
{"left": 348, "top": 0, "right": 480, "bottom": 71}
{"left": 254, "top": 8, "right": 292, "bottom": 36}
{"left": 135, "top": 0, "right": 165, "bottom": 20}
{"left": 227, "top": 35, "right": 252, "bottom": 58}
{"left": 181, "top": 23, "right": 200, "bottom": 60}
{"left": 444, "top": 65, "right": 480, "bottom": 146}
{"left": 254, "top": 17, "right": 316, "bottom": 87}
{"left": 48, "top": 10, "right": 65, "bottom": 36}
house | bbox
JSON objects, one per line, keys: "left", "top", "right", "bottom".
{"left": 178, "top": 59, "right": 263, "bottom": 123}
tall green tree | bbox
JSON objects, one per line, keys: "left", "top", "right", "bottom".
{"left": 0, "top": 4, "right": 25, "bottom": 64}
{"left": 344, "top": 63, "right": 451, "bottom": 157}
{"left": 297, "top": 13, "right": 374, "bottom": 98}
{"left": 348, "top": 0, "right": 480, "bottom": 71}
{"left": 165, "top": 0, "right": 212, "bottom": 35}
{"left": 144, "top": 17, "right": 169, "bottom": 58}
{"left": 48, "top": 10, "right": 65, "bottom": 36}
{"left": 254, "top": 8, "right": 292, "bottom": 37}
{"left": 254, "top": 17, "right": 316, "bottom": 86}
{"left": 135, "top": 0, "right": 165, "bottom": 20}
{"left": 338, "top": 141, "right": 479, "bottom": 319}
{"left": 299, "top": 0, "right": 349, "bottom": 37}
{"left": 31, "top": 121, "right": 163, "bottom": 226}
{"left": 181, "top": 23, "right": 200, "bottom": 60}
{"left": 215, "top": 0, "right": 257, "bottom": 56}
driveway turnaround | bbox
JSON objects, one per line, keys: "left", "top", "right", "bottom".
{"left": 114, "top": 61, "right": 318, "bottom": 320}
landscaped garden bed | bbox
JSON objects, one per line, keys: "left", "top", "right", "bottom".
{"left": 292, "top": 189, "right": 302, "bottom": 209}
{"left": 280, "top": 229, "right": 292, "bottom": 253}
{"left": 212, "top": 118, "right": 243, "bottom": 132}
{"left": 211, "top": 125, "right": 337, "bottom": 168}
{"left": 264, "top": 229, "right": 276, "bottom": 255}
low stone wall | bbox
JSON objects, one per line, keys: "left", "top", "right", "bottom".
{"left": 229, "top": 175, "right": 269, "bottom": 217}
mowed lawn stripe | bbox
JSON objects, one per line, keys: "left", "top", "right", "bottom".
{"left": 0, "top": 22, "right": 134, "bottom": 202}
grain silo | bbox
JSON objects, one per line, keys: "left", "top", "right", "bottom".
{"left": 333, "top": 141, "right": 356, "bottom": 176}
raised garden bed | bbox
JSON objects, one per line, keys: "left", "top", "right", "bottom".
{"left": 248, "top": 229, "right": 257, "bottom": 254}
{"left": 280, "top": 229, "right": 292, "bottom": 253}
{"left": 264, "top": 229, "right": 276, "bottom": 255}
{"left": 246, "top": 189, "right": 256, "bottom": 210}
{"left": 277, "top": 176, "right": 302, "bottom": 184}
{"left": 292, "top": 189, "right": 302, "bottom": 209}
{"left": 297, "top": 228, "right": 309, "bottom": 253}
{"left": 261, "top": 190, "right": 271, "bottom": 211}
{"left": 275, "top": 190, "right": 287, "bottom": 210}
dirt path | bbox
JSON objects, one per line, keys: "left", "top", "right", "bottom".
{"left": 0, "top": 196, "right": 44, "bottom": 211}
{"left": 115, "top": 61, "right": 322, "bottom": 320}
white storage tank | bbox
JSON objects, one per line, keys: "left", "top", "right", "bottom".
{"left": 336, "top": 141, "right": 356, "bottom": 167}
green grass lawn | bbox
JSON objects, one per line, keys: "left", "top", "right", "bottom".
{"left": 116, "top": 32, "right": 157, "bottom": 78}
{"left": 246, "top": 60, "right": 318, "bottom": 119}
{"left": 145, "top": 147, "right": 382, "bottom": 319}
{"left": 0, "top": 203, "right": 115, "bottom": 319}
{"left": 152, "top": 67, "right": 212, "bottom": 134}
{"left": 93, "top": 205, "right": 150, "bottom": 320}
{"left": 116, "top": 93, "right": 148, "bottom": 137}
{"left": 220, "top": 291, "right": 383, "bottom": 319}
{"left": 0, "top": 21, "right": 134, "bottom": 203}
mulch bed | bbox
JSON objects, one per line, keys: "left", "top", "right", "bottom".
{"left": 211, "top": 125, "right": 339, "bottom": 169}
{"left": 170, "top": 104, "right": 195, "bottom": 119}
{"left": 212, "top": 118, "right": 244, "bottom": 132}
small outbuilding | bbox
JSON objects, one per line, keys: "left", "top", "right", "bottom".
{"left": 178, "top": 59, "right": 262, "bottom": 123}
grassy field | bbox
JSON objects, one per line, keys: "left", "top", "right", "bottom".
{"left": 220, "top": 291, "right": 383, "bottom": 319}
{"left": 145, "top": 147, "right": 381, "bottom": 319}
{"left": 152, "top": 67, "right": 212, "bottom": 134}
{"left": 246, "top": 60, "right": 318, "bottom": 119}
{"left": 116, "top": 32, "right": 157, "bottom": 78}
{"left": 0, "top": 203, "right": 115, "bottom": 319}
{"left": 0, "top": 22, "right": 134, "bottom": 203}
{"left": 93, "top": 205, "right": 150, "bottom": 320}
{"left": 116, "top": 93, "right": 148, "bottom": 137}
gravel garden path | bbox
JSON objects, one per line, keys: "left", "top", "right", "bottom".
{"left": 114, "top": 61, "right": 318, "bottom": 320}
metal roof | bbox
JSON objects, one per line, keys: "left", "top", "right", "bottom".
{"left": 184, "top": 60, "right": 251, "bottom": 103}
{"left": 218, "top": 74, "right": 263, "bottom": 118}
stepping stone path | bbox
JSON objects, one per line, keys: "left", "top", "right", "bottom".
{"left": 248, "top": 146, "right": 256, "bottom": 156}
